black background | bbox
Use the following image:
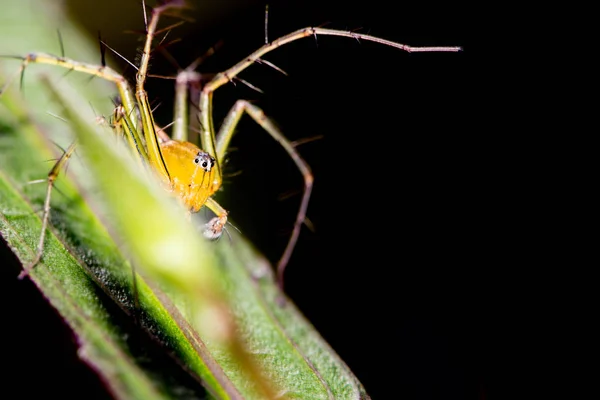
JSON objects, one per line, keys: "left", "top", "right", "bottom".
{"left": 0, "top": 1, "right": 520, "bottom": 399}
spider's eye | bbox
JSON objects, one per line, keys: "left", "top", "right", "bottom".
{"left": 193, "top": 152, "right": 215, "bottom": 172}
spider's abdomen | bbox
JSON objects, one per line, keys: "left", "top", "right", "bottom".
{"left": 160, "top": 140, "right": 218, "bottom": 213}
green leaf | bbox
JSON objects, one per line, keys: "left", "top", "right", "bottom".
{"left": 0, "top": 0, "right": 370, "bottom": 399}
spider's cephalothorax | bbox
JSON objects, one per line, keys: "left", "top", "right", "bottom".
{"left": 160, "top": 141, "right": 218, "bottom": 213}
{"left": 158, "top": 139, "right": 226, "bottom": 241}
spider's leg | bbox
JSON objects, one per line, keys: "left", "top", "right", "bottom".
{"left": 196, "top": 27, "right": 460, "bottom": 288}
{"left": 18, "top": 142, "right": 77, "bottom": 280}
{"left": 0, "top": 51, "right": 151, "bottom": 169}
{"left": 199, "top": 27, "right": 461, "bottom": 152}
{"left": 133, "top": 1, "right": 186, "bottom": 183}
{"left": 172, "top": 69, "right": 201, "bottom": 143}
{"left": 211, "top": 99, "right": 313, "bottom": 290}
{"left": 170, "top": 40, "right": 221, "bottom": 144}
{"left": 0, "top": 52, "right": 147, "bottom": 279}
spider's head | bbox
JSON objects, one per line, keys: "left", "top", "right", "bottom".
{"left": 160, "top": 141, "right": 219, "bottom": 213}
